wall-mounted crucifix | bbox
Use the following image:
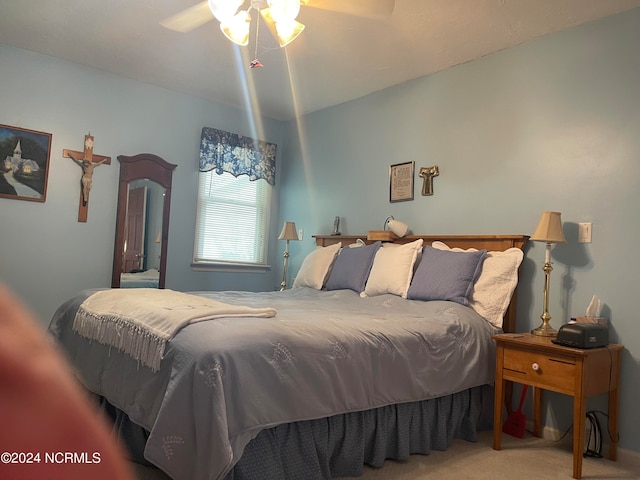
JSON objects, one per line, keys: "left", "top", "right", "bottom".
{"left": 418, "top": 165, "right": 439, "bottom": 196}
{"left": 63, "top": 133, "right": 111, "bottom": 222}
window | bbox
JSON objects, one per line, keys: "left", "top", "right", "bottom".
{"left": 193, "top": 170, "right": 272, "bottom": 267}
{"left": 193, "top": 127, "right": 277, "bottom": 270}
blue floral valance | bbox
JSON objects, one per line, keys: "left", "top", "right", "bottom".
{"left": 199, "top": 127, "right": 276, "bottom": 186}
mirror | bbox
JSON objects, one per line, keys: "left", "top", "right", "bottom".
{"left": 111, "top": 154, "right": 177, "bottom": 288}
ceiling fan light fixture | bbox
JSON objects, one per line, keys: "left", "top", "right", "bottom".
{"left": 274, "top": 19, "right": 305, "bottom": 47}
{"left": 220, "top": 10, "right": 251, "bottom": 46}
{"left": 208, "top": 0, "right": 244, "bottom": 22}
{"left": 260, "top": 7, "right": 304, "bottom": 48}
{"left": 268, "top": 0, "right": 301, "bottom": 23}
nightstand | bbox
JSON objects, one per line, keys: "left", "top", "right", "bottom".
{"left": 492, "top": 333, "right": 623, "bottom": 479}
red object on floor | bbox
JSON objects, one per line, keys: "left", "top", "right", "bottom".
{"left": 503, "top": 384, "right": 528, "bottom": 438}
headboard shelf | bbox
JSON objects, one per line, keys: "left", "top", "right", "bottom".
{"left": 313, "top": 234, "right": 529, "bottom": 333}
{"left": 314, "top": 234, "right": 527, "bottom": 251}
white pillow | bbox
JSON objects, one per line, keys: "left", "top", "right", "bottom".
{"left": 292, "top": 243, "right": 342, "bottom": 289}
{"left": 363, "top": 239, "right": 423, "bottom": 298}
{"left": 431, "top": 241, "right": 524, "bottom": 328}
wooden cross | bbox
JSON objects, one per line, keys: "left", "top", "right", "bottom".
{"left": 63, "top": 133, "right": 111, "bottom": 222}
{"left": 418, "top": 165, "right": 439, "bottom": 196}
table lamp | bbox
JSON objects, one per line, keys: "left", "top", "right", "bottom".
{"left": 530, "top": 211, "right": 566, "bottom": 336}
{"left": 278, "top": 221, "right": 299, "bottom": 290}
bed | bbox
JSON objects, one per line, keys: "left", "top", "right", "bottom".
{"left": 48, "top": 234, "right": 528, "bottom": 480}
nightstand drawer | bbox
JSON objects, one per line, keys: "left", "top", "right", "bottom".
{"left": 503, "top": 347, "right": 576, "bottom": 393}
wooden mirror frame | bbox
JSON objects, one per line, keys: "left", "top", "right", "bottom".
{"left": 111, "top": 153, "right": 177, "bottom": 288}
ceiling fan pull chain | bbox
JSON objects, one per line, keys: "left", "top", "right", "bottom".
{"left": 250, "top": 12, "right": 263, "bottom": 68}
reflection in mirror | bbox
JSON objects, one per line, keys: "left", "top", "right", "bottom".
{"left": 112, "top": 154, "right": 177, "bottom": 289}
{"left": 119, "top": 179, "right": 166, "bottom": 288}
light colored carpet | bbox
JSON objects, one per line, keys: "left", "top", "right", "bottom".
{"left": 132, "top": 430, "right": 640, "bottom": 479}
{"left": 337, "top": 431, "right": 640, "bottom": 480}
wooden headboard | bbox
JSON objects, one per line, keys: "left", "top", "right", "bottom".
{"left": 313, "top": 234, "right": 529, "bottom": 333}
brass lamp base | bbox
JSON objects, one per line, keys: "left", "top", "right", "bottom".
{"left": 531, "top": 317, "right": 557, "bottom": 337}
{"left": 532, "top": 253, "right": 558, "bottom": 337}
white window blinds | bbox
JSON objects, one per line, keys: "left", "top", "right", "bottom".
{"left": 193, "top": 170, "right": 272, "bottom": 266}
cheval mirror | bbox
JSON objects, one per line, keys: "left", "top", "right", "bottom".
{"left": 111, "top": 153, "right": 177, "bottom": 289}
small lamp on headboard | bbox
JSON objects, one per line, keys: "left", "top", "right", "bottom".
{"left": 368, "top": 216, "right": 409, "bottom": 241}
{"left": 385, "top": 216, "right": 409, "bottom": 237}
{"left": 530, "top": 211, "right": 566, "bottom": 336}
{"left": 278, "top": 221, "right": 299, "bottom": 291}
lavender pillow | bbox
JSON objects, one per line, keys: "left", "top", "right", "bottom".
{"left": 407, "top": 245, "right": 487, "bottom": 305}
{"left": 324, "top": 242, "right": 382, "bottom": 293}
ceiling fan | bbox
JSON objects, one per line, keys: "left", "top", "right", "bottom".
{"left": 161, "top": 0, "right": 395, "bottom": 48}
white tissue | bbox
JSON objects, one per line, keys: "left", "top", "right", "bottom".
{"left": 586, "top": 295, "right": 601, "bottom": 317}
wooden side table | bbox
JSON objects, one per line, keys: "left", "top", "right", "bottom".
{"left": 492, "top": 333, "right": 623, "bottom": 479}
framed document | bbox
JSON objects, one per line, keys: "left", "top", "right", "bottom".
{"left": 389, "top": 161, "right": 414, "bottom": 202}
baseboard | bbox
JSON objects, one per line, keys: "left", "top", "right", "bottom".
{"left": 529, "top": 422, "right": 640, "bottom": 470}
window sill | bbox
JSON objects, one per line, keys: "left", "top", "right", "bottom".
{"left": 191, "top": 262, "right": 271, "bottom": 273}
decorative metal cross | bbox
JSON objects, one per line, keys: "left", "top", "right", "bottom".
{"left": 63, "top": 133, "right": 111, "bottom": 222}
{"left": 418, "top": 165, "right": 439, "bottom": 196}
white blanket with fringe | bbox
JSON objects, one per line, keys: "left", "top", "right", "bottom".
{"left": 72, "top": 288, "right": 276, "bottom": 371}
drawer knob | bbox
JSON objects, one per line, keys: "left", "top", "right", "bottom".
{"left": 532, "top": 362, "right": 540, "bottom": 371}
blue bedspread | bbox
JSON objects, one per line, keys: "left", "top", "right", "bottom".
{"left": 49, "top": 287, "right": 498, "bottom": 480}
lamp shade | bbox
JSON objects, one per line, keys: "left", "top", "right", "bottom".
{"left": 274, "top": 19, "right": 305, "bottom": 47}
{"left": 388, "top": 219, "right": 409, "bottom": 237}
{"left": 260, "top": 8, "right": 305, "bottom": 47}
{"left": 220, "top": 10, "right": 251, "bottom": 46}
{"left": 531, "top": 211, "right": 566, "bottom": 243}
{"left": 268, "top": 0, "right": 301, "bottom": 22}
{"left": 208, "top": 0, "right": 243, "bottom": 22}
{"left": 278, "top": 221, "right": 299, "bottom": 241}
{"left": 384, "top": 216, "right": 409, "bottom": 237}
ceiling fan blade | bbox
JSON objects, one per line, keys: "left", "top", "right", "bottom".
{"left": 301, "top": 0, "right": 394, "bottom": 18}
{"left": 160, "top": 1, "right": 214, "bottom": 33}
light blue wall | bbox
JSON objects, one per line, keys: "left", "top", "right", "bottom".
{"left": 280, "top": 9, "right": 640, "bottom": 452}
{"left": 2, "top": 7, "right": 640, "bottom": 454}
{"left": 0, "top": 44, "right": 285, "bottom": 322}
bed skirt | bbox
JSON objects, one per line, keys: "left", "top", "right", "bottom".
{"left": 99, "top": 385, "right": 494, "bottom": 480}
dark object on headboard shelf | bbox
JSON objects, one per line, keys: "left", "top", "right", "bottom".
{"left": 552, "top": 323, "right": 609, "bottom": 349}
{"left": 331, "top": 216, "right": 341, "bottom": 235}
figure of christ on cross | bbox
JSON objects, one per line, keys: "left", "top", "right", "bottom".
{"left": 63, "top": 134, "right": 111, "bottom": 222}
{"left": 70, "top": 155, "right": 108, "bottom": 206}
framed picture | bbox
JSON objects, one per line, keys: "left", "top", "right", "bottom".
{"left": 389, "top": 161, "right": 414, "bottom": 202}
{"left": 0, "top": 124, "right": 52, "bottom": 202}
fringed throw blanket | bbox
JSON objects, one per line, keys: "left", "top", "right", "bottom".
{"left": 72, "top": 288, "right": 276, "bottom": 371}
